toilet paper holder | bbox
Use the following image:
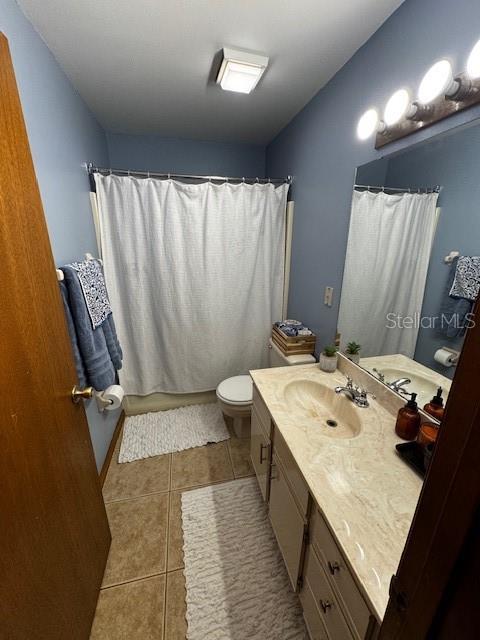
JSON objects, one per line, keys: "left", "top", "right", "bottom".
{"left": 94, "top": 385, "right": 125, "bottom": 412}
{"left": 434, "top": 347, "right": 460, "bottom": 367}
{"left": 95, "top": 391, "right": 114, "bottom": 412}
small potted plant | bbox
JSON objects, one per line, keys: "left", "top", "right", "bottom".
{"left": 319, "top": 344, "right": 338, "bottom": 372}
{"left": 345, "top": 341, "right": 361, "bottom": 365}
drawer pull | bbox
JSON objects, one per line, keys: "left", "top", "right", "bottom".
{"left": 260, "top": 443, "right": 269, "bottom": 464}
{"left": 319, "top": 599, "right": 332, "bottom": 613}
{"left": 328, "top": 560, "right": 340, "bottom": 575}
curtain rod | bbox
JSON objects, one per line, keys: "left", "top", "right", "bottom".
{"left": 87, "top": 163, "right": 292, "bottom": 185}
{"left": 354, "top": 183, "right": 441, "bottom": 194}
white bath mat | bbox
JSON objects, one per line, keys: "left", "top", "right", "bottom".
{"left": 118, "top": 403, "right": 229, "bottom": 463}
{"left": 181, "top": 477, "right": 307, "bottom": 640}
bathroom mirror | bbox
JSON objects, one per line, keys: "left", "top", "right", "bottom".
{"left": 337, "top": 119, "right": 480, "bottom": 407}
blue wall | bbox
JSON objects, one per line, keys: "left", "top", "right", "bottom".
{"left": 1, "top": 0, "right": 119, "bottom": 471}
{"left": 383, "top": 121, "right": 480, "bottom": 377}
{"left": 107, "top": 132, "right": 266, "bottom": 177}
{"left": 266, "top": 0, "right": 480, "bottom": 351}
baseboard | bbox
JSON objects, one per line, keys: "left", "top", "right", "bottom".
{"left": 123, "top": 390, "right": 217, "bottom": 415}
{"left": 99, "top": 410, "right": 125, "bottom": 486}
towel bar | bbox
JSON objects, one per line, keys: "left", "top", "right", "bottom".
{"left": 444, "top": 251, "right": 460, "bottom": 264}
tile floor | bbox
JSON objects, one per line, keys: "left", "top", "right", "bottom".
{"left": 90, "top": 419, "right": 254, "bottom": 639}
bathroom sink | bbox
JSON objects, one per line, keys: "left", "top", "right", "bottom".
{"left": 380, "top": 368, "right": 446, "bottom": 407}
{"left": 283, "top": 380, "right": 361, "bottom": 439}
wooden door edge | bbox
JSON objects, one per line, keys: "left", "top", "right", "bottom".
{"left": 99, "top": 411, "right": 125, "bottom": 486}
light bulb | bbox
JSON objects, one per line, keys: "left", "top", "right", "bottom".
{"left": 384, "top": 89, "right": 410, "bottom": 126}
{"left": 356, "top": 108, "right": 379, "bottom": 140}
{"left": 467, "top": 39, "right": 480, "bottom": 79}
{"left": 418, "top": 60, "right": 456, "bottom": 104}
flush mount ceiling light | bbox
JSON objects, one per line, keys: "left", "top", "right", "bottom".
{"left": 216, "top": 47, "right": 269, "bottom": 94}
{"left": 467, "top": 39, "right": 480, "bottom": 79}
{"left": 417, "top": 59, "right": 459, "bottom": 104}
{"left": 383, "top": 89, "right": 412, "bottom": 126}
{"left": 356, "top": 108, "right": 379, "bottom": 140}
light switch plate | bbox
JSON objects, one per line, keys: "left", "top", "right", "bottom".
{"left": 324, "top": 286, "right": 334, "bottom": 307}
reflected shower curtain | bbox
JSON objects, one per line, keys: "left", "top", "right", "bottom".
{"left": 337, "top": 189, "right": 438, "bottom": 358}
{"left": 94, "top": 175, "right": 288, "bottom": 394}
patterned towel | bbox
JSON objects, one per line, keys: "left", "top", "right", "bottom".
{"left": 449, "top": 256, "right": 480, "bottom": 302}
{"left": 70, "top": 259, "right": 112, "bottom": 329}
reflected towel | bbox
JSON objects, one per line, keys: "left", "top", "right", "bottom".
{"left": 440, "top": 257, "right": 474, "bottom": 338}
{"left": 449, "top": 256, "right": 480, "bottom": 301}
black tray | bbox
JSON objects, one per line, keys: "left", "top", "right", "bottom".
{"left": 395, "top": 441, "right": 426, "bottom": 478}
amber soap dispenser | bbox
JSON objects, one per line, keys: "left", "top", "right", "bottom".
{"left": 395, "top": 393, "right": 421, "bottom": 441}
{"left": 423, "top": 387, "right": 445, "bottom": 421}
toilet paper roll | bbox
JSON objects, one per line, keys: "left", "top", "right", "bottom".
{"left": 434, "top": 348, "right": 456, "bottom": 367}
{"left": 101, "top": 384, "right": 125, "bottom": 410}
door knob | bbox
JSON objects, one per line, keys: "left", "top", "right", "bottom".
{"left": 71, "top": 385, "right": 94, "bottom": 403}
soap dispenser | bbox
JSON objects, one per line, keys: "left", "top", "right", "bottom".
{"left": 395, "top": 393, "right": 421, "bottom": 441}
{"left": 423, "top": 387, "right": 445, "bottom": 421}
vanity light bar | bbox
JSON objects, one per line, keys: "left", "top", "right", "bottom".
{"left": 356, "top": 37, "right": 480, "bottom": 148}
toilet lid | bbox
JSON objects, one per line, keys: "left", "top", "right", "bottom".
{"left": 216, "top": 375, "right": 253, "bottom": 405}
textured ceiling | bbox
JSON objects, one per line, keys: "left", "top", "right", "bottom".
{"left": 18, "top": 0, "right": 403, "bottom": 144}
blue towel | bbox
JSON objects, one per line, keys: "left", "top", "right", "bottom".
{"left": 59, "top": 280, "right": 87, "bottom": 387}
{"left": 440, "top": 257, "right": 473, "bottom": 338}
{"left": 103, "top": 313, "right": 123, "bottom": 370}
{"left": 61, "top": 265, "right": 122, "bottom": 390}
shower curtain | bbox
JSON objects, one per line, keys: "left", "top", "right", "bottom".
{"left": 94, "top": 174, "right": 288, "bottom": 395}
{"left": 337, "top": 189, "right": 438, "bottom": 358}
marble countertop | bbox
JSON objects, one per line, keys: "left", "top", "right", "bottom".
{"left": 250, "top": 363, "right": 423, "bottom": 622}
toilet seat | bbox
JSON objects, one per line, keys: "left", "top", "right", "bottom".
{"left": 216, "top": 375, "right": 253, "bottom": 406}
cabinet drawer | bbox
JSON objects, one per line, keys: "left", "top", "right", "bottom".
{"left": 252, "top": 385, "right": 271, "bottom": 437}
{"left": 310, "top": 507, "right": 371, "bottom": 639}
{"left": 273, "top": 426, "right": 309, "bottom": 516}
{"left": 250, "top": 408, "right": 271, "bottom": 501}
{"left": 300, "top": 579, "right": 329, "bottom": 640}
{"left": 302, "top": 544, "right": 353, "bottom": 640}
{"left": 269, "top": 454, "right": 305, "bottom": 591}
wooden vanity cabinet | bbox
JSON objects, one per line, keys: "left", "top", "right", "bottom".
{"left": 301, "top": 544, "right": 354, "bottom": 640}
{"left": 250, "top": 386, "right": 272, "bottom": 501}
{"left": 251, "top": 408, "right": 271, "bottom": 501}
{"left": 309, "top": 507, "right": 372, "bottom": 639}
{"left": 250, "top": 387, "right": 379, "bottom": 640}
{"left": 269, "top": 452, "right": 307, "bottom": 591}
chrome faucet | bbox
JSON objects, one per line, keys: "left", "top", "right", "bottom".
{"left": 334, "top": 375, "right": 374, "bottom": 408}
{"left": 372, "top": 368, "right": 385, "bottom": 383}
{"left": 388, "top": 377, "right": 411, "bottom": 394}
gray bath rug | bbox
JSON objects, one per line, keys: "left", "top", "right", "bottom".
{"left": 181, "top": 477, "right": 307, "bottom": 640}
{"left": 118, "top": 403, "right": 229, "bottom": 462}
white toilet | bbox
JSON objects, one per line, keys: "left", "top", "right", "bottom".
{"left": 216, "top": 338, "right": 315, "bottom": 437}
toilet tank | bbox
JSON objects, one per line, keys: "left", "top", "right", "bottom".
{"left": 268, "top": 338, "right": 316, "bottom": 367}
